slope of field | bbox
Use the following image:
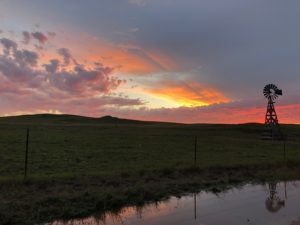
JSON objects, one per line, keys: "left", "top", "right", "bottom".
{"left": 0, "top": 114, "right": 298, "bottom": 180}
{"left": 0, "top": 114, "right": 161, "bottom": 125}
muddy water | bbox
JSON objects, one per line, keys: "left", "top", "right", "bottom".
{"left": 46, "top": 181, "right": 300, "bottom": 225}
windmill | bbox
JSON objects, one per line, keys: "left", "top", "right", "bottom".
{"left": 265, "top": 182, "right": 285, "bottom": 213}
{"left": 262, "top": 84, "right": 283, "bottom": 140}
{"left": 263, "top": 84, "right": 282, "bottom": 125}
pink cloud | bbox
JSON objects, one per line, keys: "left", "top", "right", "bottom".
{"left": 57, "top": 48, "right": 74, "bottom": 65}
{"left": 31, "top": 31, "right": 48, "bottom": 44}
{"left": 0, "top": 36, "right": 142, "bottom": 117}
{"left": 0, "top": 38, "right": 17, "bottom": 55}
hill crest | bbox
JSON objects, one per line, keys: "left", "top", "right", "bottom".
{"left": 0, "top": 113, "right": 165, "bottom": 125}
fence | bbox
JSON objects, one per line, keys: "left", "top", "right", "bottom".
{"left": 0, "top": 123, "right": 298, "bottom": 181}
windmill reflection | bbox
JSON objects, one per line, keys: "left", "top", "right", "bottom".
{"left": 265, "top": 182, "right": 285, "bottom": 213}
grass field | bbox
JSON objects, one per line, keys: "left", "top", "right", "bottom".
{"left": 0, "top": 114, "right": 299, "bottom": 180}
{"left": 1, "top": 114, "right": 300, "bottom": 224}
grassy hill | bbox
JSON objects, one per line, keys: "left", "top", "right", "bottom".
{"left": 0, "top": 114, "right": 298, "bottom": 181}
{"left": 0, "top": 113, "right": 158, "bottom": 125}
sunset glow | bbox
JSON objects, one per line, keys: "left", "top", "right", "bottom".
{"left": 147, "top": 81, "right": 230, "bottom": 107}
{"left": 0, "top": 0, "right": 300, "bottom": 123}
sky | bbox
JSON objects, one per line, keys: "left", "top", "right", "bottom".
{"left": 0, "top": 0, "right": 299, "bottom": 123}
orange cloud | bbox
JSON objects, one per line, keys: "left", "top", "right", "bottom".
{"left": 57, "top": 33, "right": 176, "bottom": 74}
{"left": 28, "top": 29, "right": 176, "bottom": 75}
{"left": 147, "top": 81, "right": 230, "bottom": 107}
{"left": 90, "top": 46, "right": 176, "bottom": 74}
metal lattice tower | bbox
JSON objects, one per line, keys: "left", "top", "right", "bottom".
{"left": 265, "top": 97, "right": 278, "bottom": 125}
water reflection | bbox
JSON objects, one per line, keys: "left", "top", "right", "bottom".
{"left": 45, "top": 181, "right": 300, "bottom": 225}
{"left": 291, "top": 218, "right": 300, "bottom": 225}
{"left": 265, "top": 182, "right": 285, "bottom": 213}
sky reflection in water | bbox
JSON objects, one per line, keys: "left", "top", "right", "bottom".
{"left": 46, "top": 181, "right": 300, "bottom": 225}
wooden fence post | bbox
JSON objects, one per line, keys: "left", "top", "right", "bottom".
{"left": 283, "top": 139, "right": 286, "bottom": 163}
{"left": 194, "top": 136, "right": 197, "bottom": 166}
{"left": 24, "top": 128, "right": 29, "bottom": 180}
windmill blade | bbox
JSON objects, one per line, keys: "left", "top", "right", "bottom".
{"left": 271, "top": 84, "right": 277, "bottom": 90}
{"left": 263, "top": 84, "right": 272, "bottom": 98}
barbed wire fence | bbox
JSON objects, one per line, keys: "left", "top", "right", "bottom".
{"left": 0, "top": 125, "right": 296, "bottom": 182}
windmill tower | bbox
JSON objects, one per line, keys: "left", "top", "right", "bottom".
{"left": 263, "top": 84, "right": 282, "bottom": 125}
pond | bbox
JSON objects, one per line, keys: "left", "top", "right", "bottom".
{"left": 46, "top": 181, "right": 300, "bottom": 225}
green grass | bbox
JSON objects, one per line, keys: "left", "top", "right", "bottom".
{"left": 0, "top": 120, "right": 298, "bottom": 180}
{"left": 1, "top": 114, "right": 300, "bottom": 224}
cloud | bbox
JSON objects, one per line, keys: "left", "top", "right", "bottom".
{"left": 0, "top": 54, "right": 40, "bottom": 83}
{"left": 47, "top": 31, "right": 56, "bottom": 38}
{"left": 67, "top": 0, "right": 298, "bottom": 102}
{"left": 13, "top": 49, "right": 39, "bottom": 67}
{"left": 21, "top": 30, "right": 55, "bottom": 45}
{"left": 57, "top": 48, "right": 74, "bottom": 65}
{"left": 0, "top": 35, "right": 140, "bottom": 117}
{"left": 124, "top": 47, "right": 168, "bottom": 71}
{"left": 70, "top": 96, "right": 144, "bottom": 107}
{"left": 22, "top": 31, "right": 31, "bottom": 44}
{"left": 0, "top": 38, "right": 17, "bottom": 54}
{"left": 0, "top": 38, "right": 122, "bottom": 96}
{"left": 147, "top": 80, "right": 230, "bottom": 107}
{"left": 0, "top": 92, "right": 144, "bottom": 117}
{"left": 0, "top": 26, "right": 298, "bottom": 123}
{"left": 1, "top": 37, "right": 39, "bottom": 67}
{"left": 48, "top": 64, "right": 120, "bottom": 96}
{"left": 43, "top": 59, "right": 60, "bottom": 73}
{"left": 31, "top": 31, "right": 48, "bottom": 44}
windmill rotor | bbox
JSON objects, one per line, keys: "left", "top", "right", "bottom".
{"left": 263, "top": 84, "right": 282, "bottom": 101}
